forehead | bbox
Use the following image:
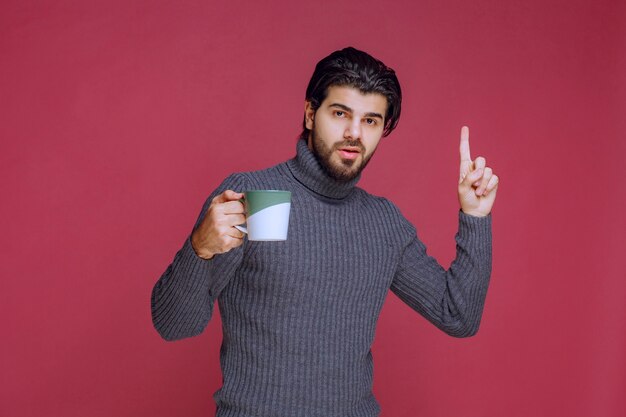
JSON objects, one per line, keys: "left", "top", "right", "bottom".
{"left": 322, "top": 85, "right": 387, "bottom": 115}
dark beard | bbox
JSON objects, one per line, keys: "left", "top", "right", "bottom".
{"left": 309, "top": 128, "right": 375, "bottom": 182}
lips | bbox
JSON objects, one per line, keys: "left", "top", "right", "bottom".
{"left": 339, "top": 146, "right": 361, "bottom": 153}
{"left": 337, "top": 147, "right": 361, "bottom": 160}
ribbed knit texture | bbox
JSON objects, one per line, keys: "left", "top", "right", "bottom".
{"left": 151, "top": 138, "right": 493, "bottom": 417}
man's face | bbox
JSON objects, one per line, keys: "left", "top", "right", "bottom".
{"left": 305, "top": 85, "right": 387, "bottom": 182}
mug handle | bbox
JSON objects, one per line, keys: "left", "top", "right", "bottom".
{"left": 234, "top": 197, "right": 248, "bottom": 234}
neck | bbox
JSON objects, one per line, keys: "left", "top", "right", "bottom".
{"left": 285, "top": 138, "right": 361, "bottom": 200}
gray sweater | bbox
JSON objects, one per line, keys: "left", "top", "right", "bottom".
{"left": 151, "top": 138, "right": 493, "bottom": 417}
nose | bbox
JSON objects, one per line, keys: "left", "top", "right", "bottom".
{"left": 344, "top": 118, "right": 362, "bottom": 141}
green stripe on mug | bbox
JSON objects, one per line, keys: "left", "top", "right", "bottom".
{"left": 243, "top": 190, "right": 291, "bottom": 216}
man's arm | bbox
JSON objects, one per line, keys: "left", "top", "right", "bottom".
{"left": 390, "top": 210, "right": 492, "bottom": 338}
{"left": 150, "top": 173, "right": 247, "bottom": 341}
{"left": 389, "top": 126, "right": 497, "bottom": 337}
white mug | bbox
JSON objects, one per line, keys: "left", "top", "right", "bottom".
{"left": 234, "top": 190, "right": 291, "bottom": 241}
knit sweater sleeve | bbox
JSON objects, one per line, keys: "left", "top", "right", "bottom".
{"left": 390, "top": 209, "right": 492, "bottom": 338}
{"left": 150, "top": 173, "right": 248, "bottom": 341}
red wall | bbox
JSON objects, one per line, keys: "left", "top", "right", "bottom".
{"left": 2, "top": 1, "right": 624, "bottom": 416}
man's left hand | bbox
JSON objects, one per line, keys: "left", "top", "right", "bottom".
{"left": 458, "top": 126, "right": 499, "bottom": 217}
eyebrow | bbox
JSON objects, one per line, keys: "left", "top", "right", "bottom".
{"left": 328, "top": 103, "right": 384, "bottom": 120}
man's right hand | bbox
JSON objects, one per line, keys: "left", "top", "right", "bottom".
{"left": 191, "top": 190, "right": 246, "bottom": 260}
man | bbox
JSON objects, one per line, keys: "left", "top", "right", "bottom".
{"left": 151, "top": 46, "right": 499, "bottom": 417}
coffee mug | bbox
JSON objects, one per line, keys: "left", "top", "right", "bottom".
{"left": 234, "top": 190, "right": 291, "bottom": 241}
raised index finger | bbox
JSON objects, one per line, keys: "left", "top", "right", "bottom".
{"left": 459, "top": 126, "right": 471, "bottom": 163}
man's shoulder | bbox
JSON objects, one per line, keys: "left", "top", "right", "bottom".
{"left": 238, "top": 160, "right": 287, "bottom": 180}
{"left": 351, "top": 188, "right": 417, "bottom": 243}
{"left": 218, "top": 160, "right": 289, "bottom": 190}
{"left": 353, "top": 188, "right": 400, "bottom": 212}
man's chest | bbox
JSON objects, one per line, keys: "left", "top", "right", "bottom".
{"left": 232, "top": 199, "right": 402, "bottom": 307}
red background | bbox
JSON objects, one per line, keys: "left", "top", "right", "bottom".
{"left": 1, "top": 1, "right": 624, "bottom": 416}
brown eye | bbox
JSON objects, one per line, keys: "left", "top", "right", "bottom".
{"left": 335, "top": 111, "right": 344, "bottom": 117}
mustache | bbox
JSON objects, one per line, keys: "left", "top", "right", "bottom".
{"left": 332, "top": 140, "right": 365, "bottom": 152}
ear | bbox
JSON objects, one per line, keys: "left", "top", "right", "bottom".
{"left": 304, "top": 101, "right": 315, "bottom": 130}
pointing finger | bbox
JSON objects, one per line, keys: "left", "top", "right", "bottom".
{"left": 459, "top": 126, "right": 472, "bottom": 181}
{"left": 460, "top": 126, "right": 471, "bottom": 163}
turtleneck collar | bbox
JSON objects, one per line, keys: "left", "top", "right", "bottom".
{"left": 285, "top": 138, "right": 361, "bottom": 200}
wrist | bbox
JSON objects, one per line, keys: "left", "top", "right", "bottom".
{"left": 461, "top": 208, "right": 489, "bottom": 218}
{"left": 190, "top": 235, "right": 214, "bottom": 260}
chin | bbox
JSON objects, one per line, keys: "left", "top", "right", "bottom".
{"left": 331, "top": 163, "right": 362, "bottom": 181}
